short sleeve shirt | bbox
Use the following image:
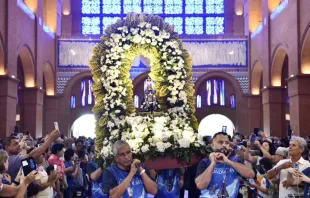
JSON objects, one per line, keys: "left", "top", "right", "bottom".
{"left": 196, "top": 156, "right": 243, "bottom": 198}
{"left": 102, "top": 165, "right": 152, "bottom": 195}
{"left": 8, "top": 155, "right": 24, "bottom": 181}
{"left": 48, "top": 154, "right": 65, "bottom": 177}
{"left": 271, "top": 158, "right": 310, "bottom": 198}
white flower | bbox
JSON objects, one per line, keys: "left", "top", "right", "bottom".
{"left": 141, "top": 144, "right": 149, "bottom": 153}
{"left": 123, "top": 44, "right": 131, "bottom": 50}
{"left": 156, "top": 142, "right": 165, "bottom": 152}
{"left": 178, "top": 138, "right": 190, "bottom": 148}
{"left": 132, "top": 34, "right": 142, "bottom": 43}
{"left": 164, "top": 142, "right": 172, "bottom": 149}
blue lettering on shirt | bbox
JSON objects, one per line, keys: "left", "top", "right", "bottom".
{"left": 200, "top": 157, "right": 241, "bottom": 198}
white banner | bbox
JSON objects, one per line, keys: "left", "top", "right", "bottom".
{"left": 58, "top": 40, "right": 247, "bottom": 67}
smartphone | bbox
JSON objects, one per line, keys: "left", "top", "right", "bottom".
{"left": 54, "top": 122, "right": 60, "bottom": 133}
{"left": 250, "top": 134, "right": 256, "bottom": 143}
{"left": 235, "top": 145, "right": 243, "bottom": 151}
{"left": 222, "top": 126, "right": 227, "bottom": 133}
{"left": 21, "top": 158, "right": 36, "bottom": 176}
{"left": 54, "top": 164, "right": 57, "bottom": 171}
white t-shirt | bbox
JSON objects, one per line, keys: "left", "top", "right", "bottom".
{"left": 35, "top": 165, "right": 53, "bottom": 198}
{"left": 258, "top": 177, "right": 271, "bottom": 198}
{"left": 272, "top": 158, "right": 310, "bottom": 198}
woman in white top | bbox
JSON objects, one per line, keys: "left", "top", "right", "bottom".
{"left": 29, "top": 149, "right": 59, "bottom": 198}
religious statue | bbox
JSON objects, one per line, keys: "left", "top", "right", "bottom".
{"left": 140, "top": 77, "right": 160, "bottom": 114}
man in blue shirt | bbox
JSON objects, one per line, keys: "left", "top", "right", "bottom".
{"left": 102, "top": 140, "right": 157, "bottom": 198}
{"left": 195, "top": 132, "right": 255, "bottom": 198}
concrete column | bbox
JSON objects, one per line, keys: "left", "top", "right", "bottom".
{"left": 287, "top": 74, "right": 310, "bottom": 137}
{"left": 262, "top": 87, "right": 286, "bottom": 137}
{"left": 0, "top": 76, "right": 19, "bottom": 137}
{"left": 247, "top": 95, "right": 262, "bottom": 133}
{"left": 19, "top": 87, "right": 44, "bottom": 138}
{"left": 44, "top": 96, "right": 58, "bottom": 136}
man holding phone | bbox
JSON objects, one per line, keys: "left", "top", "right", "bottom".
{"left": 195, "top": 132, "right": 254, "bottom": 198}
{"left": 3, "top": 130, "right": 60, "bottom": 181}
{"left": 102, "top": 140, "right": 157, "bottom": 197}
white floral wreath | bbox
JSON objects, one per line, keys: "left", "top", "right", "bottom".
{"left": 90, "top": 13, "right": 205, "bottom": 165}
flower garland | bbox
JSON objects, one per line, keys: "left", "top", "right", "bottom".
{"left": 90, "top": 13, "right": 205, "bottom": 166}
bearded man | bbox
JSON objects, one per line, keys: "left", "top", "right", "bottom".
{"left": 195, "top": 132, "right": 254, "bottom": 198}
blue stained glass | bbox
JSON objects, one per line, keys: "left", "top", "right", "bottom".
{"left": 220, "top": 80, "right": 225, "bottom": 106}
{"left": 165, "top": 17, "right": 183, "bottom": 34}
{"left": 213, "top": 80, "right": 218, "bottom": 104}
{"left": 143, "top": 0, "right": 163, "bottom": 14}
{"left": 164, "top": 0, "right": 183, "bottom": 14}
{"left": 206, "top": 0, "right": 224, "bottom": 14}
{"left": 185, "top": 17, "right": 203, "bottom": 34}
{"left": 71, "top": 95, "right": 76, "bottom": 108}
{"left": 88, "top": 80, "right": 93, "bottom": 105}
{"left": 206, "top": 80, "right": 211, "bottom": 106}
{"left": 102, "top": 0, "right": 121, "bottom": 14}
{"left": 185, "top": 0, "right": 203, "bottom": 14}
{"left": 230, "top": 95, "right": 236, "bottom": 108}
{"left": 124, "top": 0, "right": 141, "bottom": 14}
{"left": 196, "top": 95, "right": 202, "bottom": 108}
{"left": 134, "top": 95, "right": 139, "bottom": 108}
{"left": 206, "top": 17, "right": 224, "bottom": 34}
{"left": 102, "top": 17, "right": 121, "bottom": 31}
{"left": 81, "top": 81, "right": 86, "bottom": 106}
{"left": 81, "top": 17, "right": 100, "bottom": 35}
{"left": 81, "top": 0, "right": 100, "bottom": 14}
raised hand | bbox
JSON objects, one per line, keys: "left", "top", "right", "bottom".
{"left": 215, "top": 153, "right": 228, "bottom": 164}
{"left": 130, "top": 159, "right": 141, "bottom": 176}
{"left": 23, "top": 170, "right": 37, "bottom": 185}
{"left": 281, "top": 161, "right": 294, "bottom": 170}
{"left": 48, "top": 130, "right": 60, "bottom": 141}
{"left": 209, "top": 152, "right": 217, "bottom": 163}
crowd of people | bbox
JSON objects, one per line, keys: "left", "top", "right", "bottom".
{"left": 1, "top": 129, "right": 310, "bottom": 198}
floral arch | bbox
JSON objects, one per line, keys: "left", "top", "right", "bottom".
{"left": 90, "top": 13, "right": 206, "bottom": 166}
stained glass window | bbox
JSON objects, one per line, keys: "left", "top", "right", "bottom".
{"left": 103, "top": 17, "right": 121, "bottom": 31}
{"left": 102, "top": 0, "right": 121, "bottom": 14}
{"left": 196, "top": 95, "right": 202, "bottom": 108}
{"left": 206, "top": 17, "right": 224, "bottom": 34}
{"left": 164, "top": 0, "right": 183, "bottom": 14}
{"left": 81, "top": 0, "right": 225, "bottom": 35}
{"left": 124, "top": 0, "right": 141, "bottom": 14}
{"left": 185, "top": 0, "right": 203, "bottom": 14}
{"left": 165, "top": 17, "right": 183, "bottom": 34}
{"left": 206, "top": 0, "right": 225, "bottom": 14}
{"left": 230, "top": 95, "right": 236, "bottom": 108}
{"left": 206, "top": 80, "right": 211, "bottom": 106}
{"left": 81, "top": 0, "right": 100, "bottom": 14}
{"left": 213, "top": 80, "right": 218, "bottom": 104}
{"left": 143, "top": 0, "right": 163, "bottom": 14}
{"left": 134, "top": 95, "right": 139, "bottom": 108}
{"left": 81, "top": 17, "right": 100, "bottom": 35}
{"left": 220, "top": 80, "right": 225, "bottom": 106}
{"left": 71, "top": 95, "right": 76, "bottom": 108}
{"left": 185, "top": 17, "right": 203, "bottom": 34}
{"left": 81, "top": 80, "right": 86, "bottom": 106}
{"left": 88, "top": 80, "right": 93, "bottom": 105}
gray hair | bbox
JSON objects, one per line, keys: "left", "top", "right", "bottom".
{"left": 112, "top": 140, "right": 129, "bottom": 156}
{"left": 290, "top": 136, "right": 307, "bottom": 150}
